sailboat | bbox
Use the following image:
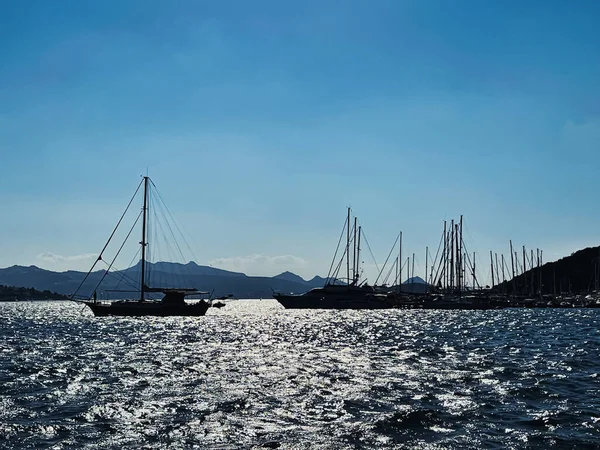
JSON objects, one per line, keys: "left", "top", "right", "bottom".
{"left": 273, "top": 208, "right": 396, "bottom": 309}
{"left": 72, "top": 176, "right": 213, "bottom": 317}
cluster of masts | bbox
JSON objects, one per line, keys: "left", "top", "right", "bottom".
{"left": 325, "top": 209, "right": 549, "bottom": 297}
{"left": 325, "top": 208, "right": 363, "bottom": 286}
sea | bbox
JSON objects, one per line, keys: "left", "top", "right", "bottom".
{"left": 0, "top": 300, "right": 599, "bottom": 449}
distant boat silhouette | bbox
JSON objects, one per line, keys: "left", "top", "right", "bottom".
{"left": 273, "top": 208, "right": 396, "bottom": 309}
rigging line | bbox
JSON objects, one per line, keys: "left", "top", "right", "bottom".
{"left": 394, "top": 258, "right": 409, "bottom": 286}
{"left": 431, "top": 230, "right": 444, "bottom": 277}
{"left": 111, "top": 247, "right": 142, "bottom": 290}
{"left": 151, "top": 197, "right": 168, "bottom": 287}
{"left": 148, "top": 180, "right": 191, "bottom": 287}
{"left": 104, "top": 270, "right": 140, "bottom": 292}
{"left": 71, "top": 178, "right": 144, "bottom": 299}
{"left": 154, "top": 196, "right": 185, "bottom": 288}
{"left": 156, "top": 196, "right": 187, "bottom": 267}
{"left": 461, "top": 247, "right": 481, "bottom": 289}
{"left": 360, "top": 230, "right": 380, "bottom": 275}
{"left": 375, "top": 233, "right": 400, "bottom": 286}
{"left": 100, "top": 260, "right": 140, "bottom": 290}
{"left": 331, "top": 244, "right": 348, "bottom": 284}
{"left": 325, "top": 218, "right": 347, "bottom": 282}
{"left": 96, "top": 216, "right": 144, "bottom": 293}
{"left": 146, "top": 184, "right": 153, "bottom": 285}
{"left": 432, "top": 232, "right": 447, "bottom": 288}
{"left": 161, "top": 198, "right": 190, "bottom": 288}
{"left": 154, "top": 206, "right": 175, "bottom": 287}
{"left": 150, "top": 180, "right": 200, "bottom": 264}
{"left": 383, "top": 258, "right": 397, "bottom": 286}
{"left": 90, "top": 210, "right": 143, "bottom": 298}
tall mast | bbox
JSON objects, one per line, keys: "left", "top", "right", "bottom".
{"left": 531, "top": 249, "right": 535, "bottom": 296}
{"left": 352, "top": 217, "right": 357, "bottom": 285}
{"left": 472, "top": 252, "right": 476, "bottom": 290}
{"left": 442, "top": 221, "right": 447, "bottom": 291}
{"left": 490, "top": 251, "right": 495, "bottom": 288}
{"left": 346, "top": 207, "right": 350, "bottom": 286}
{"left": 510, "top": 240, "right": 516, "bottom": 295}
{"left": 495, "top": 253, "right": 500, "bottom": 290}
{"left": 356, "top": 226, "right": 361, "bottom": 284}
{"left": 515, "top": 251, "right": 520, "bottom": 293}
{"left": 411, "top": 253, "right": 415, "bottom": 285}
{"left": 425, "top": 246, "right": 428, "bottom": 293}
{"left": 140, "top": 176, "right": 149, "bottom": 301}
{"left": 539, "top": 250, "right": 543, "bottom": 297}
{"left": 399, "top": 231, "right": 403, "bottom": 293}
{"left": 522, "top": 246, "right": 528, "bottom": 295}
{"left": 501, "top": 254, "right": 507, "bottom": 294}
{"left": 459, "top": 215, "right": 463, "bottom": 293}
{"left": 450, "top": 220, "right": 454, "bottom": 290}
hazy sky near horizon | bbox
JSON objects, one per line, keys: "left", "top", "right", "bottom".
{"left": 1, "top": 1, "right": 599, "bottom": 284}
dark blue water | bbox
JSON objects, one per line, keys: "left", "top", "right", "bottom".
{"left": 1, "top": 301, "right": 599, "bottom": 449}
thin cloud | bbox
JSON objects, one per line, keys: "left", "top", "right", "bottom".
{"left": 36, "top": 252, "right": 97, "bottom": 264}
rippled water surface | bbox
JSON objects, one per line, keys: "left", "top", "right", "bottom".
{"left": 1, "top": 301, "right": 599, "bottom": 449}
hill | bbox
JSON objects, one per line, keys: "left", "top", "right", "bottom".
{"left": 0, "top": 284, "right": 68, "bottom": 301}
{"left": 497, "top": 246, "right": 600, "bottom": 295}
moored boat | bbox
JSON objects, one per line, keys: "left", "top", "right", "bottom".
{"left": 72, "top": 176, "right": 216, "bottom": 317}
{"left": 273, "top": 208, "right": 397, "bottom": 309}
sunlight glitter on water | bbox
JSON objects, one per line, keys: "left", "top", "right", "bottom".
{"left": 0, "top": 301, "right": 599, "bottom": 448}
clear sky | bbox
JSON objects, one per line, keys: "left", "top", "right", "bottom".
{"left": 1, "top": 0, "right": 599, "bottom": 284}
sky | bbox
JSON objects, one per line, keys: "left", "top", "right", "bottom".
{"left": 1, "top": 0, "right": 599, "bottom": 285}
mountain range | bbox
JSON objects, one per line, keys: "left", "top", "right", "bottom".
{"left": 0, "top": 262, "right": 330, "bottom": 299}
{"left": 4, "top": 245, "right": 599, "bottom": 300}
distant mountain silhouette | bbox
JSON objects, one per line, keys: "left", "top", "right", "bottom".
{"left": 309, "top": 275, "right": 328, "bottom": 286}
{"left": 0, "top": 262, "right": 331, "bottom": 299}
{"left": 403, "top": 276, "right": 427, "bottom": 285}
{"left": 399, "top": 276, "right": 430, "bottom": 294}
{"left": 273, "top": 271, "right": 307, "bottom": 284}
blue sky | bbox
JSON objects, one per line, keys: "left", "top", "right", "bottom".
{"left": 1, "top": 0, "right": 599, "bottom": 284}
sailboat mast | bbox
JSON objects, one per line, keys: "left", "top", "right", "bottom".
{"left": 425, "top": 246, "right": 428, "bottom": 294}
{"left": 352, "top": 217, "right": 357, "bottom": 285}
{"left": 356, "top": 226, "right": 361, "bottom": 284}
{"left": 495, "top": 253, "right": 500, "bottom": 291}
{"left": 399, "top": 231, "right": 402, "bottom": 293}
{"left": 540, "top": 250, "right": 543, "bottom": 297}
{"left": 442, "top": 222, "right": 447, "bottom": 291}
{"left": 346, "top": 207, "right": 350, "bottom": 286}
{"left": 522, "top": 246, "right": 528, "bottom": 295}
{"left": 490, "top": 251, "right": 495, "bottom": 288}
{"left": 459, "top": 215, "right": 463, "bottom": 293}
{"left": 140, "top": 176, "right": 149, "bottom": 302}
{"left": 501, "top": 254, "right": 506, "bottom": 283}
{"left": 472, "top": 252, "right": 476, "bottom": 290}
{"left": 531, "top": 249, "right": 535, "bottom": 296}
{"left": 510, "top": 240, "right": 516, "bottom": 295}
{"left": 450, "top": 220, "right": 454, "bottom": 290}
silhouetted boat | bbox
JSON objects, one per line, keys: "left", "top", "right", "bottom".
{"left": 84, "top": 288, "right": 211, "bottom": 317}
{"left": 273, "top": 208, "right": 397, "bottom": 309}
{"left": 72, "top": 176, "right": 214, "bottom": 317}
{"left": 274, "top": 284, "right": 395, "bottom": 309}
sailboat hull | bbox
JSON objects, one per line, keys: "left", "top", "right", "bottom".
{"left": 274, "top": 294, "right": 395, "bottom": 309}
{"left": 273, "top": 285, "right": 397, "bottom": 309}
{"left": 84, "top": 300, "right": 211, "bottom": 317}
